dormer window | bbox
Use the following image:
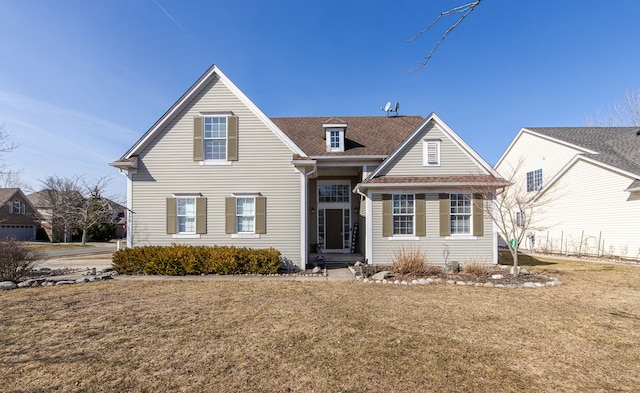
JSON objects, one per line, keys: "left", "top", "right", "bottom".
{"left": 323, "top": 119, "right": 347, "bottom": 152}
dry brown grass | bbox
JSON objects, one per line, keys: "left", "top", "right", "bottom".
{"left": 391, "top": 246, "right": 431, "bottom": 276}
{"left": 1, "top": 256, "right": 639, "bottom": 392}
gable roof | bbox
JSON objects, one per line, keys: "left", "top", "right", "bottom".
{"left": 116, "top": 65, "right": 305, "bottom": 162}
{"left": 271, "top": 116, "right": 424, "bottom": 157}
{"left": 526, "top": 127, "right": 640, "bottom": 177}
{"left": 368, "top": 113, "right": 500, "bottom": 179}
{"left": 0, "top": 188, "right": 38, "bottom": 212}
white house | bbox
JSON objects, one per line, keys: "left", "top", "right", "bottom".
{"left": 495, "top": 126, "right": 640, "bottom": 260}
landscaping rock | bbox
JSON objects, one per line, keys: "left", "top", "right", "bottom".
{"left": 483, "top": 282, "right": 495, "bottom": 288}
{"left": 511, "top": 266, "right": 521, "bottom": 275}
{"left": 443, "top": 260, "right": 460, "bottom": 274}
{"left": 446, "top": 279, "right": 456, "bottom": 285}
{"left": 0, "top": 281, "right": 17, "bottom": 290}
{"left": 354, "top": 261, "right": 364, "bottom": 267}
{"left": 312, "top": 266, "right": 321, "bottom": 274}
{"left": 18, "top": 279, "right": 43, "bottom": 288}
{"left": 76, "top": 277, "right": 90, "bottom": 283}
{"left": 55, "top": 280, "right": 76, "bottom": 286}
{"left": 523, "top": 282, "right": 537, "bottom": 288}
{"left": 371, "top": 271, "right": 392, "bottom": 281}
{"left": 491, "top": 274, "right": 504, "bottom": 280}
{"left": 100, "top": 267, "right": 114, "bottom": 273}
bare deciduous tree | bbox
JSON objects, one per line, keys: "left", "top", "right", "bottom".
{"left": 0, "top": 123, "right": 20, "bottom": 186}
{"left": 477, "top": 159, "right": 556, "bottom": 276}
{"left": 586, "top": 88, "right": 640, "bottom": 126}
{"left": 37, "top": 175, "right": 115, "bottom": 244}
{"left": 407, "top": 0, "right": 482, "bottom": 71}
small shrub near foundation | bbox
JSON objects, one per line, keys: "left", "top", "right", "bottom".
{"left": 462, "top": 260, "right": 492, "bottom": 276}
{"left": 391, "top": 246, "right": 431, "bottom": 276}
{"left": 112, "top": 245, "right": 281, "bottom": 275}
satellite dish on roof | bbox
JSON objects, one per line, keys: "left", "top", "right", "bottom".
{"left": 383, "top": 101, "right": 391, "bottom": 112}
{"left": 395, "top": 102, "right": 400, "bottom": 113}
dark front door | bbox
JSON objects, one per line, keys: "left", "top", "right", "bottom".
{"left": 325, "top": 209, "right": 343, "bottom": 249}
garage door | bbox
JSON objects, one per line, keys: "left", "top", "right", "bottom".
{"left": 0, "top": 225, "right": 36, "bottom": 241}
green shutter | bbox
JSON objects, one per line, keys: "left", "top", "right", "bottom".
{"left": 194, "top": 116, "right": 204, "bottom": 161}
{"left": 382, "top": 194, "right": 392, "bottom": 237}
{"left": 196, "top": 197, "right": 207, "bottom": 234}
{"left": 227, "top": 115, "right": 238, "bottom": 161}
{"left": 255, "top": 196, "right": 266, "bottom": 234}
{"left": 225, "top": 197, "right": 236, "bottom": 234}
{"left": 166, "top": 198, "right": 177, "bottom": 234}
{"left": 415, "top": 194, "right": 426, "bottom": 237}
{"left": 472, "top": 193, "right": 484, "bottom": 236}
{"left": 439, "top": 193, "right": 450, "bottom": 237}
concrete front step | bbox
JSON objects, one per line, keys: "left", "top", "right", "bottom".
{"left": 310, "top": 253, "right": 364, "bottom": 267}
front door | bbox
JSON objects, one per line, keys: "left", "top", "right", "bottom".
{"left": 325, "top": 209, "right": 343, "bottom": 249}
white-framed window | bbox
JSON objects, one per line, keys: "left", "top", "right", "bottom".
{"left": 450, "top": 193, "right": 471, "bottom": 235}
{"left": 10, "top": 200, "right": 24, "bottom": 214}
{"left": 176, "top": 197, "right": 196, "bottom": 234}
{"left": 204, "top": 116, "right": 227, "bottom": 160}
{"left": 325, "top": 128, "right": 344, "bottom": 152}
{"left": 318, "top": 184, "right": 350, "bottom": 203}
{"left": 392, "top": 194, "right": 414, "bottom": 235}
{"left": 526, "top": 169, "right": 543, "bottom": 192}
{"left": 236, "top": 197, "right": 255, "bottom": 233}
{"left": 516, "top": 210, "right": 525, "bottom": 227}
{"left": 423, "top": 140, "right": 441, "bottom": 166}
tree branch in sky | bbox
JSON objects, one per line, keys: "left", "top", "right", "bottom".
{"left": 407, "top": 1, "right": 482, "bottom": 72}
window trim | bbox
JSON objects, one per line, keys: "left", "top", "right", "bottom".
{"left": 325, "top": 128, "right": 345, "bottom": 152}
{"left": 176, "top": 197, "right": 197, "bottom": 235}
{"left": 235, "top": 196, "right": 256, "bottom": 234}
{"left": 449, "top": 193, "right": 472, "bottom": 236}
{"left": 203, "top": 115, "right": 228, "bottom": 162}
{"left": 423, "top": 140, "right": 441, "bottom": 166}
{"left": 391, "top": 193, "right": 415, "bottom": 236}
{"left": 526, "top": 169, "right": 543, "bottom": 192}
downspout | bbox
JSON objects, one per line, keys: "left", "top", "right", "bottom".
{"left": 354, "top": 185, "right": 372, "bottom": 265}
{"left": 300, "top": 162, "right": 317, "bottom": 271}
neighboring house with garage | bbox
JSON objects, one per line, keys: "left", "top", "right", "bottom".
{"left": 0, "top": 188, "right": 39, "bottom": 241}
{"left": 495, "top": 127, "right": 640, "bottom": 260}
{"left": 110, "top": 65, "right": 507, "bottom": 270}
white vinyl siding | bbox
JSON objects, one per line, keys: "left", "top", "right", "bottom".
{"left": 371, "top": 193, "right": 495, "bottom": 265}
{"left": 131, "top": 75, "right": 302, "bottom": 265}
{"left": 528, "top": 159, "right": 640, "bottom": 259}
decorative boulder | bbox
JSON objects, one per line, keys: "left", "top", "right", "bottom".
{"left": 371, "top": 271, "right": 392, "bottom": 281}
{"left": 0, "top": 281, "right": 17, "bottom": 290}
{"left": 443, "top": 260, "right": 460, "bottom": 274}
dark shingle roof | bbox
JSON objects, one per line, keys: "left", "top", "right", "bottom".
{"left": 0, "top": 188, "right": 20, "bottom": 205}
{"left": 271, "top": 116, "right": 424, "bottom": 157}
{"left": 527, "top": 127, "right": 640, "bottom": 176}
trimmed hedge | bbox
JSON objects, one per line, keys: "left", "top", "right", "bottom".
{"left": 112, "top": 244, "right": 281, "bottom": 275}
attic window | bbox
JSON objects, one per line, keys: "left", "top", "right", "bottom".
{"left": 323, "top": 122, "right": 347, "bottom": 152}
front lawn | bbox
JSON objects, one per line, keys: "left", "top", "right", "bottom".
{"left": 1, "top": 256, "right": 639, "bottom": 392}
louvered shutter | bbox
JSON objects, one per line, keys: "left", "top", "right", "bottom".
{"left": 193, "top": 116, "right": 204, "bottom": 161}
{"left": 166, "top": 198, "right": 177, "bottom": 234}
{"left": 472, "top": 194, "right": 484, "bottom": 236}
{"left": 227, "top": 116, "right": 238, "bottom": 161}
{"left": 255, "top": 196, "right": 266, "bottom": 234}
{"left": 439, "top": 193, "right": 450, "bottom": 237}
{"left": 382, "top": 194, "right": 392, "bottom": 237}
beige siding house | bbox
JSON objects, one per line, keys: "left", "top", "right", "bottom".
{"left": 495, "top": 127, "right": 640, "bottom": 260}
{"left": 111, "top": 65, "right": 506, "bottom": 270}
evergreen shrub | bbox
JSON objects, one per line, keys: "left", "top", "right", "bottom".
{"left": 112, "top": 244, "right": 281, "bottom": 275}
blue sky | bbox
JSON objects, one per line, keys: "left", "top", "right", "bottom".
{"left": 1, "top": 0, "right": 640, "bottom": 198}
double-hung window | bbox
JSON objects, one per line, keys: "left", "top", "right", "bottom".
{"left": 450, "top": 193, "right": 471, "bottom": 235}
{"left": 10, "top": 200, "right": 24, "bottom": 214}
{"left": 392, "top": 194, "right": 414, "bottom": 235}
{"left": 526, "top": 169, "right": 543, "bottom": 192}
{"left": 516, "top": 210, "right": 525, "bottom": 227}
{"left": 236, "top": 197, "right": 255, "bottom": 233}
{"left": 204, "top": 116, "right": 227, "bottom": 161}
{"left": 177, "top": 197, "right": 196, "bottom": 234}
